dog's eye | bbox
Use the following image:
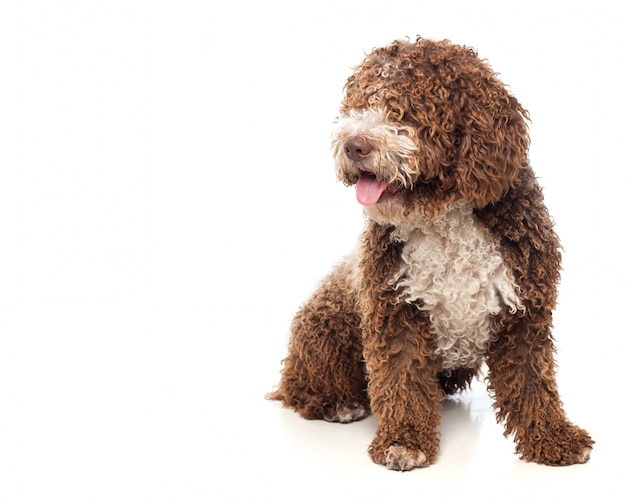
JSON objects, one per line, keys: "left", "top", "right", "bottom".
{"left": 397, "top": 128, "right": 415, "bottom": 139}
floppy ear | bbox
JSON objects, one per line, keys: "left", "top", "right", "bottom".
{"left": 456, "top": 95, "right": 530, "bottom": 208}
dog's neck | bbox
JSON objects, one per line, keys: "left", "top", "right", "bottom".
{"left": 388, "top": 198, "right": 475, "bottom": 238}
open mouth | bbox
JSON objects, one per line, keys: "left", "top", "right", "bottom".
{"left": 355, "top": 172, "right": 392, "bottom": 206}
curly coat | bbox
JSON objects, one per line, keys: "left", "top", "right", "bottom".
{"left": 268, "top": 37, "right": 593, "bottom": 470}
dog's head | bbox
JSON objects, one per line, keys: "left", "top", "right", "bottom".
{"left": 331, "top": 37, "right": 530, "bottom": 225}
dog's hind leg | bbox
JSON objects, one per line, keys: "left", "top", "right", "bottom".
{"left": 267, "top": 263, "right": 370, "bottom": 423}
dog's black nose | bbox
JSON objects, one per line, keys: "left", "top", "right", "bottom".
{"left": 344, "top": 135, "right": 373, "bottom": 160}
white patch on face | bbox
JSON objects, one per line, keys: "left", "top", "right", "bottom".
{"left": 331, "top": 108, "right": 420, "bottom": 187}
{"left": 390, "top": 200, "right": 524, "bottom": 370}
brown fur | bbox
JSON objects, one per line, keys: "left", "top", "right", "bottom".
{"left": 267, "top": 37, "right": 593, "bottom": 469}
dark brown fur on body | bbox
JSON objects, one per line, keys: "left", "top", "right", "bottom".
{"left": 268, "top": 37, "right": 593, "bottom": 469}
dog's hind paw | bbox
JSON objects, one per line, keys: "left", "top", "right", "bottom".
{"left": 384, "top": 445, "right": 429, "bottom": 471}
{"left": 325, "top": 403, "right": 369, "bottom": 423}
{"left": 576, "top": 447, "right": 593, "bottom": 464}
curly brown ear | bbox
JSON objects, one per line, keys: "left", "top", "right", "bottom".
{"left": 456, "top": 94, "right": 530, "bottom": 208}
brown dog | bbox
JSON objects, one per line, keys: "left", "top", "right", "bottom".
{"left": 268, "top": 37, "right": 593, "bottom": 470}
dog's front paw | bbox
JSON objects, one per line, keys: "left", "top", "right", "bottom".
{"left": 384, "top": 444, "right": 429, "bottom": 470}
{"left": 517, "top": 422, "right": 594, "bottom": 466}
{"left": 368, "top": 434, "right": 433, "bottom": 471}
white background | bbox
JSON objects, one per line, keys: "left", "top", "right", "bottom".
{"left": 1, "top": 0, "right": 624, "bottom": 499}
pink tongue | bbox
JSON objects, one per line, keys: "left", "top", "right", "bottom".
{"left": 356, "top": 173, "right": 389, "bottom": 206}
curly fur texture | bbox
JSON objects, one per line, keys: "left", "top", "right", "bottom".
{"left": 268, "top": 37, "right": 593, "bottom": 470}
{"left": 390, "top": 199, "right": 524, "bottom": 370}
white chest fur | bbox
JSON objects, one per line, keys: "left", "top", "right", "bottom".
{"left": 390, "top": 200, "right": 523, "bottom": 370}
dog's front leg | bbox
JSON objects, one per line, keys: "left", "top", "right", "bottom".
{"left": 362, "top": 305, "right": 444, "bottom": 470}
{"left": 486, "top": 318, "right": 594, "bottom": 465}
{"left": 358, "top": 221, "right": 444, "bottom": 470}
